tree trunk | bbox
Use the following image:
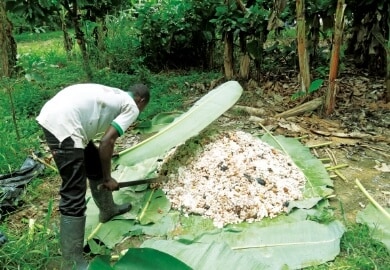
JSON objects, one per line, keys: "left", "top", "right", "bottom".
{"left": 224, "top": 31, "right": 234, "bottom": 79}
{"left": 58, "top": 8, "right": 73, "bottom": 58}
{"left": 236, "top": 0, "right": 250, "bottom": 80}
{"left": 324, "top": 0, "right": 346, "bottom": 115}
{"left": 296, "top": 0, "right": 310, "bottom": 92}
{"left": 0, "top": 0, "right": 17, "bottom": 77}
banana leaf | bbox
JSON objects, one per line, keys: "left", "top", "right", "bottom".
{"left": 141, "top": 220, "right": 345, "bottom": 270}
{"left": 133, "top": 111, "right": 183, "bottom": 134}
{"left": 137, "top": 189, "right": 171, "bottom": 225}
{"left": 114, "top": 81, "right": 243, "bottom": 166}
{"left": 356, "top": 203, "right": 390, "bottom": 251}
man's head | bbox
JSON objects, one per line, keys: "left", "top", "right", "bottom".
{"left": 128, "top": 83, "right": 150, "bottom": 112}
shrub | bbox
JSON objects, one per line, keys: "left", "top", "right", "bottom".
{"left": 135, "top": 0, "right": 218, "bottom": 70}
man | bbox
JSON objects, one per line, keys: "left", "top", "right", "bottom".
{"left": 37, "top": 83, "right": 150, "bottom": 269}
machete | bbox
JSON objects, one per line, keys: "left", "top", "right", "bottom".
{"left": 97, "top": 177, "right": 165, "bottom": 191}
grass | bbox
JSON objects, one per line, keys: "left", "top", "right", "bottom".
{"left": 0, "top": 30, "right": 389, "bottom": 269}
{"left": 309, "top": 223, "right": 390, "bottom": 270}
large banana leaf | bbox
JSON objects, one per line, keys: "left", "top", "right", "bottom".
{"left": 141, "top": 220, "right": 345, "bottom": 270}
{"left": 114, "top": 81, "right": 243, "bottom": 166}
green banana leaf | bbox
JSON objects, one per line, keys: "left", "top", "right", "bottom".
{"left": 89, "top": 248, "right": 192, "bottom": 270}
{"left": 143, "top": 240, "right": 270, "bottom": 270}
{"left": 114, "top": 81, "right": 243, "bottom": 166}
{"left": 356, "top": 203, "right": 390, "bottom": 251}
{"left": 141, "top": 220, "right": 345, "bottom": 270}
{"left": 133, "top": 111, "right": 183, "bottom": 134}
{"left": 137, "top": 189, "right": 171, "bottom": 225}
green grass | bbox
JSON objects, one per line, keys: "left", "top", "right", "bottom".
{"left": 309, "top": 223, "right": 390, "bottom": 270}
{"left": 0, "top": 199, "right": 60, "bottom": 270}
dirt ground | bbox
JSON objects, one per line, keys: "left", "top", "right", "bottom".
{"left": 5, "top": 72, "right": 390, "bottom": 232}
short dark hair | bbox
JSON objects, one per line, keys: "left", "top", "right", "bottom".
{"left": 128, "top": 84, "right": 150, "bottom": 103}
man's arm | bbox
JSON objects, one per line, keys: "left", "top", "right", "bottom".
{"left": 99, "top": 126, "right": 120, "bottom": 190}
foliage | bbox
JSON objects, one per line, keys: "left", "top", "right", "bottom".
{"left": 99, "top": 10, "right": 146, "bottom": 74}
{"left": 5, "top": 0, "right": 60, "bottom": 32}
{"left": 291, "top": 78, "right": 324, "bottom": 100}
{"left": 134, "top": 0, "right": 219, "bottom": 70}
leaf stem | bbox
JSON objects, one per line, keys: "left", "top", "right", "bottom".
{"left": 258, "top": 122, "right": 288, "bottom": 155}
{"left": 137, "top": 189, "right": 155, "bottom": 222}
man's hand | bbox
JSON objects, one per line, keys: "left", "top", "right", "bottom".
{"left": 101, "top": 177, "right": 119, "bottom": 191}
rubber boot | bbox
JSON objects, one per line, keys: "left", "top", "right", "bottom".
{"left": 89, "top": 179, "right": 131, "bottom": 223}
{"left": 60, "top": 215, "right": 89, "bottom": 270}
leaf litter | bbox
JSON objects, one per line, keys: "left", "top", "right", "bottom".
{"left": 156, "top": 129, "right": 306, "bottom": 228}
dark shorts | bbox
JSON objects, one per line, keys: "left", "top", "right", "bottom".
{"left": 41, "top": 128, "right": 103, "bottom": 217}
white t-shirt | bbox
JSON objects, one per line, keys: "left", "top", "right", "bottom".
{"left": 37, "top": 83, "right": 139, "bottom": 148}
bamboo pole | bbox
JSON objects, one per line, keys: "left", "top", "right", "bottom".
{"left": 324, "top": 0, "right": 346, "bottom": 115}
{"left": 295, "top": 0, "right": 310, "bottom": 92}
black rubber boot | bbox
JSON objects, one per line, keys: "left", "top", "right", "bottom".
{"left": 89, "top": 179, "right": 131, "bottom": 223}
{"left": 60, "top": 215, "right": 89, "bottom": 270}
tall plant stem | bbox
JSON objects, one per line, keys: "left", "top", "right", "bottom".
{"left": 324, "top": 0, "right": 346, "bottom": 115}
{"left": 6, "top": 84, "right": 20, "bottom": 140}
{"left": 296, "top": 0, "right": 310, "bottom": 92}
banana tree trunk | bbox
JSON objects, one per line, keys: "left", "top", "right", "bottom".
{"left": 224, "top": 31, "right": 234, "bottom": 79}
{"left": 324, "top": 0, "right": 346, "bottom": 115}
{"left": 296, "top": 0, "right": 310, "bottom": 92}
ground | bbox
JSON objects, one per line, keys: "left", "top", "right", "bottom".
{"left": 5, "top": 70, "right": 390, "bottom": 245}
